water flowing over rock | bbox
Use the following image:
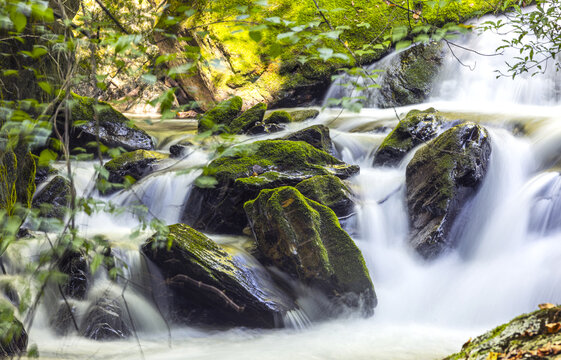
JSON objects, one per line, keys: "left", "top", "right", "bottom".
{"left": 406, "top": 123, "right": 492, "bottom": 259}
{"left": 444, "top": 305, "right": 561, "bottom": 360}
{"left": 80, "top": 295, "right": 132, "bottom": 340}
{"left": 283, "top": 125, "right": 333, "bottom": 153}
{"left": 373, "top": 108, "right": 448, "bottom": 166}
{"left": 245, "top": 186, "right": 375, "bottom": 314}
{"left": 0, "top": 300, "right": 28, "bottom": 357}
{"left": 63, "top": 93, "right": 154, "bottom": 152}
{"left": 295, "top": 175, "right": 355, "bottom": 217}
{"left": 141, "top": 223, "right": 297, "bottom": 328}
{"left": 183, "top": 140, "right": 359, "bottom": 234}
{"left": 198, "top": 96, "right": 243, "bottom": 133}
{"left": 58, "top": 250, "right": 90, "bottom": 300}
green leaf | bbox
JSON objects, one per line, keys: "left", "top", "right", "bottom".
{"left": 38, "top": 149, "right": 57, "bottom": 167}
{"left": 90, "top": 253, "right": 104, "bottom": 273}
{"left": 195, "top": 176, "right": 218, "bottom": 188}
{"left": 2, "top": 70, "right": 18, "bottom": 76}
{"left": 395, "top": 40, "right": 412, "bottom": 51}
{"left": 249, "top": 30, "right": 262, "bottom": 42}
{"left": 38, "top": 81, "right": 52, "bottom": 95}
{"left": 11, "top": 11, "right": 26, "bottom": 33}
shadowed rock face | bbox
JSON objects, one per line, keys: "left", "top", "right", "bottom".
{"left": 406, "top": 123, "right": 492, "bottom": 259}
{"left": 283, "top": 125, "right": 333, "bottom": 153}
{"left": 245, "top": 186, "right": 376, "bottom": 315}
{"left": 142, "top": 224, "right": 297, "bottom": 328}
{"left": 182, "top": 140, "right": 359, "bottom": 234}
{"left": 80, "top": 296, "right": 131, "bottom": 340}
{"left": 32, "top": 175, "right": 71, "bottom": 219}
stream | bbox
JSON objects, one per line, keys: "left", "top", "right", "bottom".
{"left": 8, "top": 10, "right": 561, "bottom": 360}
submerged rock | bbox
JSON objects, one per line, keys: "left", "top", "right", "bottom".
{"left": 0, "top": 300, "right": 27, "bottom": 357}
{"left": 444, "top": 305, "right": 561, "bottom": 360}
{"left": 295, "top": 175, "right": 355, "bottom": 217}
{"left": 245, "top": 187, "right": 375, "bottom": 313}
{"left": 80, "top": 296, "right": 131, "bottom": 340}
{"left": 377, "top": 42, "right": 445, "bottom": 108}
{"left": 406, "top": 123, "right": 491, "bottom": 259}
{"left": 373, "top": 108, "right": 447, "bottom": 167}
{"left": 228, "top": 102, "right": 267, "bottom": 134}
{"left": 198, "top": 96, "right": 243, "bottom": 133}
{"left": 142, "top": 223, "right": 296, "bottom": 328}
{"left": 64, "top": 93, "right": 154, "bottom": 153}
{"left": 183, "top": 140, "right": 359, "bottom": 233}
{"left": 102, "top": 149, "right": 168, "bottom": 194}
{"left": 32, "top": 175, "right": 71, "bottom": 219}
{"left": 283, "top": 125, "right": 333, "bottom": 153}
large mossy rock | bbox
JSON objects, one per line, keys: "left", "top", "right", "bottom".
{"left": 80, "top": 296, "right": 131, "bottom": 340}
{"left": 377, "top": 42, "right": 446, "bottom": 108}
{"left": 374, "top": 108, "right": 447, "bottom": 167}
{"left": 198, "top": 96, "right": 243, "bottom": 133}
{"left": 283, "top": 125, "right": 333, "bottom": 153}
{"left": 141, "top": 223, "right": 296, "bottom": 328}
{"left": 0, "top": 300, "right": 28, "bottom": 357}
{"left": 406, "top": 123, "right": 491, "bottom": 259}
{"left": 228, "top": 102, "right": 267, "bottom": 134}
{"left": 32, "top": 175, "right": 71, "bottom": 219}
{"left": 244, "top": 186, "right": 375, "bottom": 313}
{"left": 295, "top": 175, "right": 355, "bottom": 217}
{"left": 287, "top": 109, "right": 320, "bottom": 123}
{"left": 64, "top": 93, "right": 154, "bottom": 153}
{"left": 445, "top": 305, "right": 561, "bottom": 360}
{"left": 102, "top": 150, "right": 168, "bottom": 194}
{"left": 182, "top": 140, "right": 359, "bottom": 234}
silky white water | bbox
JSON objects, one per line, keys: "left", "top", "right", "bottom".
{"left": 10, "top": 8, "right": 561, "bottom": 360}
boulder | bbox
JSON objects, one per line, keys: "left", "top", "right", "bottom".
{"left": 0, "top": 300, "right": 27, "bottom": 357}
{"left": 102, "top": 149, "right": 168, "bottom": 194}
{"left": 373, "top": 108, "right": 447, "bottom": 167}
{"left": 198, "top": 96, "right": 243, "bottom": 133}
{"left": 169, "top": 144, "right": 188, "bottom": 158}
{"left": 287, "top": 109, "right": 320, "bottom": 123}
{"left": 32, "top": 175, "right": 71, "bottom": 219}
{"left": 183, "top": 140, "right": 359, "bottom": 234}
{"left": 228, "top": 103, "right": 267, "bottom": 134}
{"left": 80, "top": 296, "right": 131, "bottom": 340}
{"left": 244, "top": 187, "right": 375, "bottom": 313}
{"left": 246, "top": 122, "right": 284, "bottom": 135}
{"left": 141, "top": 223, "right": 297, "bottom": 328}
{"left": 50, "top": 300, "right": 78, "bottom": 335}
{"left": 377, "top": 42, "right": 446, "bottom": 108}
{"left": 444, "top": 305, "right": 561, "bottom": 360}
{"left": 58, "top": 250, "right": 90, "bottom": 300}
{"left": 64, "top": 93, "right": 154, "bottom": 153}
{"left": 265, "top": 111, "right": 293, "bottom": 125}
{"left": 406, "top": 123, "right": 491, "bottom": 259}
{"left": 283, "top": 125, "right": 333, "bottom": 153}
{"left": 295, "top": 175, "right": 355, "bottom": 217}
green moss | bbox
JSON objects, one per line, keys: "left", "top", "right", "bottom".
{"left": 295, "top": 175, "right": 352, "bottom": 213}
{"left": 198, "top": 96, "right": 243, "bottom": 133}
{"left": 228, "top": 102, "right": 267, "bottom": 134}
{"left": 264, "top": 111, "right": 293, "bottom": 124}
{"left": 287, "top": 109, "right": 320, "bottom": 123}
{"left": 104, "top": 150, "right": 167, "bottom": 173}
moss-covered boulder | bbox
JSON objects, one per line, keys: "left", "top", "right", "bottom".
{"left": 244, "top": 187, "right": 375, "bottom": 313}
{"left": 265, "top": 111, "right": 293, "bottom": 124}
{"left": 141, "top": 223, "right": 297, "bottom": 328}
{"left": 0, "top": 300, "right": 27, "bottom": 357}
{"left": 183, "top": 140, "right": 359, "bottom": 233}
{"left": 406, "top": 123, "right": 491, "bottom": 259}
{"left": 283, "top": 125, "right": 333, "bottom": 153}
{"left": 32, "top": 175, "right": 71, "bottom": 219}
{"left": 373, "top": 108, "right": 447, "bottom": 167}
{"left": 288, "top": 109, "right": 320, "bottom": 123}
{"left": 198, "top": 96, "right": 243, "bottom": 133}
{"left": 377, "top": 42, "right": 446, "bottom": 108}
{"left": 228, "top": 102, "right": 267, "bottom": 134}
{"left": 444, "top": 305, "right": 561, "bottom": 360}
{"left": 295, "top": 175, "right": 355, "bottom": 217}
{"left": 102, "top": 150, "right": 168, "bottom": 194}
{"left": 64, "top": 93, "right": 154, "bottom": 153}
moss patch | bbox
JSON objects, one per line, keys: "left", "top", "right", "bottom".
{"left": 198, "top": 96, "right": 243, "bottom": 133}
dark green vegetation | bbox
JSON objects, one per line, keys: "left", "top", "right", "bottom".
{"left": 0, "top": 300, "right": 28, "bottom": 357}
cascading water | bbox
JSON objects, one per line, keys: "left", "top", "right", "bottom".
{"left": 7, "top": 8, "right": 561, "bottom": 360}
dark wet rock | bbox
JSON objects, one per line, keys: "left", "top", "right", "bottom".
{"left": 406, "top": 123, "right": 492, "bottom": 259}
{"left": 0, "top": 300, "right": 27, "bottom": 357}
{"left": 198, "top": 96, "right": 243, "bottom": 133}
{"left": 295, "top": 175, "right": 355, "bottom": 217}
{"left": 287, "top": 109, "right": 320, "bottom": 123}
{"left": 102, "top": 149, "right": 167, "bottom": 194}
{"left": 34, "top": 165, "right": 56, "bottom": 186}
{"left": 245, "top": 187, "right": 375, "bottom": 314}
{"left": 51, "top": 300, "right": 78, "bottom": 335}
{"left": 169, "top": 144, "right": 187, "bottom": 158}
{"left": 0, "top": 282, "right": 19, "bottom": 306}
{"left": 32, "top": 175, "right": 71, "bottom": 219}
{"left": 444, "top": 305, "right": 561, "bottom": 360}
{"left": 229, "top": 103, "right": 267, "bottom": 134}
{"left": 283, "top": 125, "right": 333, "bottom": 153}
{"left": 58, "top": 250, "right": 90, "bottom": 300}
{"left": 377, "top": 42, "right": 446, "bottom": 108}
{"left": 246, "top": 122, "right": 284, "bottom": 135}
{"left": 80, "top": 296, "right": 131, "bottom": 340}
{"left": 63, "top": 93, "right": 154, "bottom": 153}
{"left": 182, "top": 140, "right": 359, "bottom": 234}
{"left": 373, "top": 108, "right": 447, "bottom": 167}
{"left": 142, "top": 223, "right": 297, "bottom": 328}
{"left": 265, "top": 110, "right": 293, "bottom": 125}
